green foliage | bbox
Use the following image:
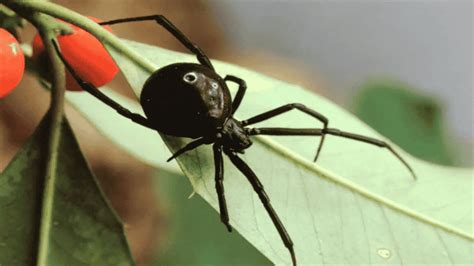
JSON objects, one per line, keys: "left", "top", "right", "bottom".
{"left": 353, "top": 80, "right": 454, "bottom": 165}
{"left": 66, "top": 39, "right": 473, "bottom": 264}
{"left": 152, "top": 171, "right": 271, "bottom": 265}
{"left": 0, "top": 115, "right": 134, "bottom": 265}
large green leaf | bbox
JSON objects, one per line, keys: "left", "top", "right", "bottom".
{"left": 0, "top": 114, "right": 134, "bottom": 265}
{"left": 353, "top": 79, "right": 455, "bottom": 165}
{"left": 151, "top": 171, "right": 271, "bottom": 265}
{"left": 64, "top": 87, "right": 179, "bottom": 175}
{"left": 66, "top": 40, "right": 473, "bottom": 264}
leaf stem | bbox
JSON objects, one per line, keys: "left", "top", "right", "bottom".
{"left": 3, "top": 1, "right": 71, "bottom": 265}
{"left": 10, "top": 0, "right": 156, "bottom": 73}
{"left": 36, "top": 33, "right": 63, "bottom": 266}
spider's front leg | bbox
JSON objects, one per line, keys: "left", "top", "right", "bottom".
{"left": 242, "top": 103, "right": 328, "bottom": 161}
{"left": 247, "top": 127, "right": 417, "bottom": 180}
{"left": 224, "top": 75, "right": 247, "bottom": 115}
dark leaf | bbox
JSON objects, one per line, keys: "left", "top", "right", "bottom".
{"left": 0, "top": 113, "right": 134, "bottom": 265}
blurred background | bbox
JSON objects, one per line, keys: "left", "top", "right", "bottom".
{"left": 212, "top": 0, "right": 473, "bottom": 163}
{"left": 0, "top": 0, "right": 472, "bottom": 265}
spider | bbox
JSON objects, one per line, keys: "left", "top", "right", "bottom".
{"left": 52, "top": 15, "right": 416, "bottom": 266}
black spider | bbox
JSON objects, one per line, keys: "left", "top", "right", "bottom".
{"left": 52, "top": 15, "right": 416, "bottom": 266}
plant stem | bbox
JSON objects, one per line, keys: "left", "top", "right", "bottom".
{"left": 35, "top": 27, "right": 63, "bottom": 266}
{"left": 3, "top": 1, "right": 70, "bottom": 265}
{"left": 10, "top": 0, "right": 156, "bottom": 73}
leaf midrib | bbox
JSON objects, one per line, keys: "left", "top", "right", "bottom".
{"left": 253, "top": 134, "right": 473, "bottom": 241}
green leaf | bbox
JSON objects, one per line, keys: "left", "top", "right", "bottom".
{"left": 65, "top": 88, "right": 180, "bottom": 174}
{"left": 67, "top": 39, "right": 473, "bottom": 264}
{"left": 151, "top": 171, "right": 271, "bottom": 265}
{"left": 0, "top": 114, "right": 134, "bottom": 265}
{"left": 353, "top": 79, "right": 455, "bottom": 165}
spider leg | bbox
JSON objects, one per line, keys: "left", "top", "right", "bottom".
{"left": 99, "top": 15, "right": 214, "bottom": 70}
{"left": 247, "top": 127, "right": 417, "bottom": 180}
{"left": 51, "top": 39, "right": 155, "bottom": 130}
{"left": 167, "top": 137, "right": 207, "bottom": 162}
{"left": 224, "top": 75, "right": 247, "bottom": 114}
{"left": 213, "top": 144, "right": 232, "bottom": 232}
{"left": 225, "top": 150, "right": 296, "bottom": 266}
{"left": 247, "top": 128, "right": 322, "bottom": 136}
{"left": 242, "top": 103, "right": 328, "bottom": 162}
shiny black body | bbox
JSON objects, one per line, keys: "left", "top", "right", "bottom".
{"left": 140, "top": 63, "right": 252, "bottom": 153}
{"left": 52, "top": 14, "right": 416, "bottom": 266}
{"left": 141, "top": 63, "right": 232, "bottom": 138}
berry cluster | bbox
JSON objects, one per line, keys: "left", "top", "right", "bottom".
{"left": 1, "top": 16, "right": 117, "bottom": 98}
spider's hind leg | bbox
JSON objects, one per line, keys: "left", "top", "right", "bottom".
{"left": 51, "top": 39, "right": 155, "bottom": 130}
{"left": 99, "top": 15, "right": 214, "bottom": 69}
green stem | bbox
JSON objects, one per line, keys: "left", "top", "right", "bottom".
{"left": 3, "top": 1, "right": 70, "bottom": 265}
{"left": 10, "top": 0, "right": 156, "bottom": 73}
{"left": 2, "top": 1, "right": 155, "bottom": 263}
{"left": 36, "top": 29, "right": 63, "bottom": 266}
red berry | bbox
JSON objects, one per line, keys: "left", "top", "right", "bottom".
{"left": 32, "top": 17, "right": 119, "bottom": 91}
{"left": 0, "top": 28, "right": 25, "bottom": 98}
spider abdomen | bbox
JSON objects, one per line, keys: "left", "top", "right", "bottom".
{"left": 140, "top": 63, "right": 232, "bottom": 138}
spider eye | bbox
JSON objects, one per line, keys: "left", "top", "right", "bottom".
{"left": 211, "top": 82, "right": 219, "bottom": 89}
{"left": 183, "top": 72, "right": 198, "bottom": 84}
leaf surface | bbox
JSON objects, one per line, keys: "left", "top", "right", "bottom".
{"left": 151, "top": 171, "right": 271, "bottom": 265}
{"left": 66, "top": 39, "right": 473, "bottom": 264}
{"left": 353, "top": 79, "right": 455, "bottom": 165}
{"left": 0, "top": 114, "right": 134, "bottom": 265}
